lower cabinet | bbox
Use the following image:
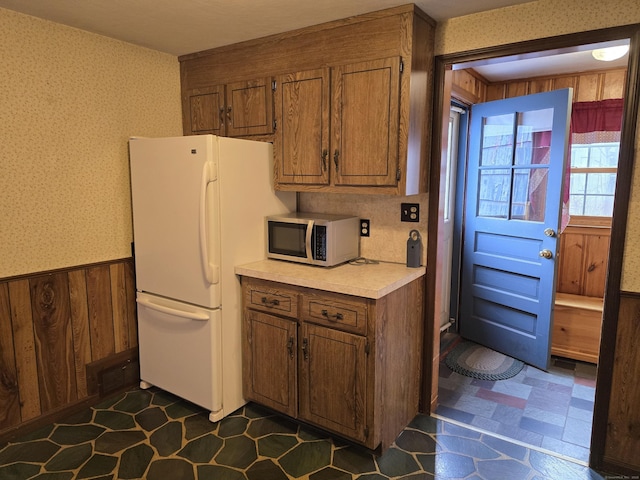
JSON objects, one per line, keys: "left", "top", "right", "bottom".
{"left": 244, "top": 309, "right": 297, "bottom": 417}
{"left": 241, "top": 276, "right": 424, "bottom": 452}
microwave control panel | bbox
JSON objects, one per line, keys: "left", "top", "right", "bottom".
{"left": 314, "top": 225, "right": 327, "bottom": 261}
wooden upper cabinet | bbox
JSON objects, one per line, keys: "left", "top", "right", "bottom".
{"left": 332, "top": 57, "right": 401, "bottom": 187}
{"left": 187, "top": 85, "right": 225, "bottom": 135}
{"left": 184, "top": 78, "right": 274, "bottom": 137}
{"left": 225, "top": 77, "right": 274, "bottom": 137}
{"left": 179, "top": 5, "right": 435, "bottom": 194}
{"left": 274, "top": 68, "right": 330, "bottom": 185}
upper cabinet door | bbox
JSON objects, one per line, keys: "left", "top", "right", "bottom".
{"left": 331, "top": 57, "right": 401, "bottom": 187}
{"left": 225, "top": 77, "right": 274, "bottom": 137}
{"left": 187, "top": 85, "right": 225, "bottom": 136}
{"left": 274, "top": 68, "right": 330, "bottom": 186}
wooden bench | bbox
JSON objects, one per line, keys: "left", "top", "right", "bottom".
{"left": 552, "top": 292, "right": 603, "bottom": 364}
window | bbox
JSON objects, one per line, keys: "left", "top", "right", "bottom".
{"left": 565, "top": 98, "right": 623, "bottom": 227}
{"left": 569, "top": 142, "right": 619, "bottom": 217}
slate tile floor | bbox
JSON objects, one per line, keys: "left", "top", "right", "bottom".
{"left": 437, "top": 334, "right": 597, "bottom": 464}
{"left": 0, "top": 386, "right": 606, "bottom": 479}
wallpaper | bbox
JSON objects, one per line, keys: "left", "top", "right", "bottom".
{"left": 0, "top": 8, "right": 182, "bottom": 278}
{"left": 434, "top": 0, "right": 640, "bottom": 56}
{"left": 434, "top": 0, "right": 640, "bottom": 291}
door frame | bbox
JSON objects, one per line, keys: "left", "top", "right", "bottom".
{"left": 424, "top": 24, "right": 640, "bottom": 471}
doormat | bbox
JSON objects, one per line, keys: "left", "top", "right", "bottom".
{"left": 444, "top": 341, "right": 524, "bottom": 381}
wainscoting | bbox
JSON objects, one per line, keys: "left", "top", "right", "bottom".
{"left": 603, "top": 291, "right": 640, "bottom": 471}
{"left": 0, "top": 258, "right": 138, "bottom": 442}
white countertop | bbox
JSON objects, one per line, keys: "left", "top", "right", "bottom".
{"left": 235, "top": 259, "right": 426, "bottom": 299}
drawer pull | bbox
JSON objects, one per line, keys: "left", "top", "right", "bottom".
{"left": 261, "top": 296, "right": 280, "bottom": 307}
{"left": 321, "top": 309, "right": 343, "bottom": 321}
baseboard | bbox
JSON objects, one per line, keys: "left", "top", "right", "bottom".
{"left": 0, "top": 395, "right": 99, "bottom": 447}
{"left": 0, "top": 348, "right": 140, "bottom": 449}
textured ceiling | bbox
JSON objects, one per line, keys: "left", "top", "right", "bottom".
{"left": 0, "top": 1, "right": 630, "bottom": 80}
{"left": 0, "top": 0, "right": 536, "bottom": 56}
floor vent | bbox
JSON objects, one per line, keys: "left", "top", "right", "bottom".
{"left": 86, "top": 348, "right": 139, "bottom": 397}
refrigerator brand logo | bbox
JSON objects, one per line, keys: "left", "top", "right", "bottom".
{"left": 191, "top": 149, "right": 197, "bottom": 154}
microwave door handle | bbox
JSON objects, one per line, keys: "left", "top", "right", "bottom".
{"left": 305, "top": 220, "right": 314, "bottom": 261}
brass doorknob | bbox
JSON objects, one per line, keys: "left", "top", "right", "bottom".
{"left": 539, "top": 249, "right": 553, "bottom": 259}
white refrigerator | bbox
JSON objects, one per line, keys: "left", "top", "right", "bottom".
{"left": 129, "top": 135, "right": 295, "bottom": 422}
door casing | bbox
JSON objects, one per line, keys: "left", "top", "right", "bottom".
{"left": 425, "top": 24, "right": 640, "bottom": 471}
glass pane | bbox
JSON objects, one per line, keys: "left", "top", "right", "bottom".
{"left": 515, "top": 108, "right": 554, "bottom": 166}
{"left": 511, "top": 167, "right": 548, "bottom": 221}
{"left": 588, "top": 143, "right": 620, "bottom": 168}
{"left": 570, "top": 145, "right": 589, "bottom": 168}
{"left": 570, "top": 173, "right": 586, "bottom": 194}
{"left": 586, "top": 173, "right": 617, "bottom": 195}
{"left": 481, "top": 114, "right": 515, "bottom": 166}
{"left": 584, "top": 195, "right": 614, "bottom": 216}
{"left": 569, "top": 195, "right": 585, "bottom": 216}
{"left": 478, "top": 169, "right": 510, "bottom": 218}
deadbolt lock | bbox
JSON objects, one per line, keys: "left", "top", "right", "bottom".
{"left": 544, "top": 228, "right": 556, "bottom": 237}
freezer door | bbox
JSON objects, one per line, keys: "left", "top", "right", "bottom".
{"left": 136, "top": 292, "right": 222, "bottom": 415}
{"left": 130, "top": 136, "right": 221, "bottom": 308}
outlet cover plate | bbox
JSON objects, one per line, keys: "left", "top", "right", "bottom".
{"left": 360, "top": 219, "right": 370, "bottom": 237}
{"left": 401, "top": 203, "right": 420, "bottom": 222}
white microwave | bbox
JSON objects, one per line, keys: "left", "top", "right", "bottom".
{"left": 266, "top": 212, "right": 360, "bottom": 267}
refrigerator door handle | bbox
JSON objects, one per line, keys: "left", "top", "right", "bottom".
{"left": 199, "top": 161, "right": 219, "bottom": 285}
{"left": 137, "top": 297, "right": 209, "bottom": 321}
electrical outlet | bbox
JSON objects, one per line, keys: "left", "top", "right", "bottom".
{"left": 360, "top": 219, "right": 370, "bottom": 237}
{"left": 401, "top": 203, "right": 420, "bottom": 222}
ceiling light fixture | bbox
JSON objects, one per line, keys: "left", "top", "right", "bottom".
{"left": 592, "top": 45, "right": 630, "bottom": 61}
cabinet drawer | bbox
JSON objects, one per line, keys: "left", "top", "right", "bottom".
{"left": 301, "top": 292, "right": 368, "bottom": 335}
{"left": 244, "top": 279, "right": 298, "bottom": 318}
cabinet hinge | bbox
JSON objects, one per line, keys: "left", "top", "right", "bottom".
{"left": 365, "top": 342, "right": 370, "bottom": 355}
{"left": 272, "top": 80, "right": 277, "bottom": 91}
{"left": 273, "top": 119, "right": 277, "bottom": 131}
{"left": 400, "top": 59, "right": 404, "bottom": 74}
{"left": 364, "top": 426, "right": 370, "bottom": 438}
{"left": 396, "top": 168, "right": 401, "bottom": 181}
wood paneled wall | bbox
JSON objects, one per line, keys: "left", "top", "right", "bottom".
{"left": 485, "top": 67, "right": 627, "bottom": 103}
{"left": 557, "top": 226, "right": 611, "bottom": 298}
{"left": 0, "top": 258, "right": 137, "bottom": 435}
{"left": 451, "top": 66, "right": 627, "bottom": 105}
{"left": 604, "top": 292, "right": 640, "bottom": 471}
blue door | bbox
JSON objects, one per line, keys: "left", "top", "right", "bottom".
{"left": 459, "top": 89, "right": 572, "bottom": 370}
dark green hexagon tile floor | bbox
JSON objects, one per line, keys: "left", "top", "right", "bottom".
{"left": 0, "top": 387, "right": 606, "bottom": 479}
